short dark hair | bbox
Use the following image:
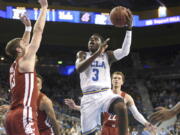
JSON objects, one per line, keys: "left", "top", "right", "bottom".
{"left": 5, "top": 38, "right": 21, "bottom": 57}
{"left": 92, "top": 33, "right": 104, "bottom": 43}
{"left": 112, "top": 71, "right": 125, "bottom": 83}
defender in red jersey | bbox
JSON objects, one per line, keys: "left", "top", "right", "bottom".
{"left": 65, "top": 72, "right": 156, "bottom": 135}
{"left": 0, "top": 76, "right": 60, "bottom": 135}
{"left": 4, "top": 0, "right": 48, "bottom": 134}
{"left": 36, "top": 75, "right": 60, "bottom": 135}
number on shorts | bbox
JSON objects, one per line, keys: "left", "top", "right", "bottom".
{"left": 92, "top": 68, "right": 99, "bottom": 81}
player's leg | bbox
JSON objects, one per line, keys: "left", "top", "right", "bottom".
{"left": 108, "top": 98, "right": 128, "bottom": 135}
{"left": 80, "top": 96, "right": 101, "bottom": 135}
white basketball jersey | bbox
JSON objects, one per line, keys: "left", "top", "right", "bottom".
{"left": 80, "top": 52, "right": 111, "bottom": 92}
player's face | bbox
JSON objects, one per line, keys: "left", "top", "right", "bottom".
{"left": 88, "top": 35, "right": 102, "bottom": 53}
{"left": 37, "top": 77, "right": 42, "bottom": 91}
{"left": 112, "top": 74, "right": 124, "bottom": 87}
{"left": 16, "top": 40, "right": 26, "bottom": 56}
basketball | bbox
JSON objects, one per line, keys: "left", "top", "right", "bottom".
{"left": 110, "top": 6, "right": 131, "bottom": 27}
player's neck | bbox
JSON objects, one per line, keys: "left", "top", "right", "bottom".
{"left": 112, "top": 86, "right": 122, "bottom": 94}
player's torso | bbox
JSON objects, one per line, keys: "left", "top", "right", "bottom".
{"left": 80, "top": 52, "right": 111, "bottom": 92}
{"left": 37, "top": 93, "right": 53, "bottom": 131}
{"left": 9, "top": 59, "right": 38, "bottom": 110}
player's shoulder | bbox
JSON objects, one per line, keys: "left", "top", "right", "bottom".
{"left": 41, "top": 94, "right": 52, "bottom": 105}
{"left": 121, "top": 91, "right": 131, "bottom": 98}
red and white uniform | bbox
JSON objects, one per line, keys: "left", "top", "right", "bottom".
{"left": 37, "top": 93, "right": 54, "bottom": 135}
{"left": 101, "top": 92, "right": 127, "bottom": 135}
{"left": 5, "top": 58, "right": 39, "bottom": 135}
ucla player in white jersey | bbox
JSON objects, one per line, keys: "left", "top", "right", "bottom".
{"left": 76, "top": 10, "right": 132, "bottom": 135}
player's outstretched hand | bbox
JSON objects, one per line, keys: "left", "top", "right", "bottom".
{"left": 64, "top": 99, "right": 77, "bottom": 110}
{"left": 38, "top": 0, "right": 48, "bottom": 8}
{"left": 97, "top": 38, "right": 110, "bottom": 55}
{"left": 19, "top": 13, "right": 31, "bottom": 27}
{"left": 149, "top": 107, "right": 174, "bottom": 124}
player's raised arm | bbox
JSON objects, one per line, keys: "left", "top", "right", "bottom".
{"left": 107, "top": 9, "right": 132, "bottom": 64}
{"left": 20, "top": 13, "right": 32, "bottom": 45}
{"left": 76, "top": 38, "right": 110, "bottom": 73}
{"left": 24, "top": 0, "right": 48, "bottom": 60}
{"left": 41, "top": 96, "right": 60, "bottom": 135}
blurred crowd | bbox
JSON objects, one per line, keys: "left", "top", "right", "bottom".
{"left": 0, "top": 63, "right": 179, "bottom": 134}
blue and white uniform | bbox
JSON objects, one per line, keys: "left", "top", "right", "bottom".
{"left": 78, "top": 31, "right": 132, "bottom": 135}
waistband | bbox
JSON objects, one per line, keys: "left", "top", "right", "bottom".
{"left": 82, "top": 87, "right": 110, "bottom": 95}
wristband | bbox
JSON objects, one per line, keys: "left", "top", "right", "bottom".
{"left": 25, "top": 26, "right": 32, "bottom": 32}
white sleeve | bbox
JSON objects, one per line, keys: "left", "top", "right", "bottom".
{"left": 113, "top": 30, "right": 132, "bottom": 60}
{"left": 129, "top": 105, "right": 148, "bottom": 126}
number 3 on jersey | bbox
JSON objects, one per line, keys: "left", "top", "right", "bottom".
{"left": 92, "top": 68, "right": 99, "bottom": 81}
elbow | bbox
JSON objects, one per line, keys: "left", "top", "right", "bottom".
{"left": 122, "top": 49, "right": 130, "bottom": 57}
{"left": 76, "top": 67, "right": 83, "bottom": 73}
{"left": 75, "top": 64, "right": 84, "bottom": 73}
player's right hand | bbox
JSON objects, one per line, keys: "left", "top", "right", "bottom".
{"left": 97, "top": 38, "right": 110, "bottom": 55}
{"left": 19, "top": 13, "right": 31, "bottom": 27}
{"left": 38, "top": 0, "right": 48, "bottom": 8}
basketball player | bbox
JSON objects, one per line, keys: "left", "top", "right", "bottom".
{"left": 0, "top": 75, "right": 60, "bottom": 135}
{"left": 75, "top": 8, "right": 132, "bottom": 135}
{"left": 65, "top": 72, "right": 155, "bottom": 135}
{"left": 150, "top": 102, "right": 180, "bottom": 124}
{"left": 36, "top": 75, "right": 60, "bottom": 135}
{"left": 4, "top": 0, "right": 48, "bottom": 134}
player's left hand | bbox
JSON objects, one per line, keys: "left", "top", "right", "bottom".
{"left": 97, "top": 38, "right": 110, "bottom": 55}
{"left": 19, "top": 13, "right": 31, "bottom": 27}
{"left": 149, "top": 107, "right": 174, "bottom": 124}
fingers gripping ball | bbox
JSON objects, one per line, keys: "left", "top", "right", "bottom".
{"left": 110, "top": 6, "right": 132, "bottom": 27}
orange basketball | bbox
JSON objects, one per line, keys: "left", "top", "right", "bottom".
{"left": 110, "top": 6, "right": 131, "bottom": 27}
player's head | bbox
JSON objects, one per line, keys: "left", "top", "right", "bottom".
{"left": 88, "top": 33, "right": 104, "bottom": 53}
{"left": 112, "top": 72, "right": 125, "bottom": 87}
{"left": 5, "top": 38, "right": 26, "bottom": 58}
{"left": 37, "top": 74, "right": 43, "bottom": 91}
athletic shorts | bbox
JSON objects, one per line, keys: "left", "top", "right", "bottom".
{"left": 80, "top": 90, "right": 121, "bottom": 135}
{"left": 5, "top": 107, "right": 39, "bottom": 135}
